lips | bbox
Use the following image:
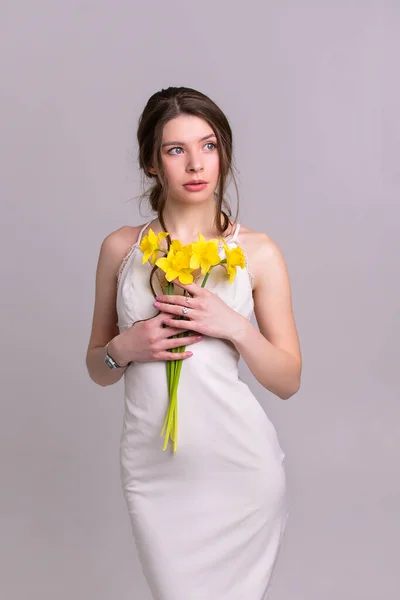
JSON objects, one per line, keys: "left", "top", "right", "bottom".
{"left": 183, "top": 179, "right": 209, "bottom": 193}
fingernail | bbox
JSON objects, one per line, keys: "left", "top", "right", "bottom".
{"left": 154, "top": 301, "right": 160, "bottom": 306}
{"left": 187, "top": 351, "right": 193, "bottom": 356}
{"left": 196, "top": 335, "right": 203, "bottom": 340}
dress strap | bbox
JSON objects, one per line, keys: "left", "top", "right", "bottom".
{"left": 136, "top": 220, "right": 153, "bottom": 246}
{"left": 230, "top": 222, "right": 241, "bottom": 243}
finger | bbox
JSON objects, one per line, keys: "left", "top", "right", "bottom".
{"left": 154, "top": 301, "right": 194, "bottom": 318}
{"left": 172, "top": 279, "right": 202, "bottom": 296}
{"left": 155, "top": 310, "right": 168, "bottom": 322}
{"left": 156, "top": 311, "right": 186, "bottom": 328}
{"left": 159, "top": 321, "right": 193, "bottom": 336}
{"left": 162, "top": 317, "right": 199, "bottom": 331}
{"left": 160, "top": 326, "right": 194, "bottom": 338}
{"left": 162, "top": 334, "right": 202, "bottom": 350}
{"left": 155, "top": 294, "right": 197, "bottom": 307}
{"left": 159, "top": 350, "right": 194, "bottom": 361}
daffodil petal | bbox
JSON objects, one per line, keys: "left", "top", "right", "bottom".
{"left": 166, "top": 269, "right": 179, "bottom": 282}
{"left": 156, "top": 257, "right": 170, "bottom": 272}
{"left": 179, "top": 271, "right": 194, "bottom": 284}
{"left": 228, "top": 267, "right": 236, "bottom": 283}
{"left": 171, "top": 240, "right": 183, "bottom": 251}
{"left": 190, "top": 255, "right": 200, "bottom": 269}
{"left": 149, "top": 228, "right": 159, "bottom": 244}
{"left": 142, "top": 250, "right": 152, "bottom": 264}
{"left": 150, "top": 251, "right": 159, "bottom": 264}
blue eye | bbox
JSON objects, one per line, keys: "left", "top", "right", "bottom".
{"left": 168, "top": 147, "right": 183, "bottom": 155}
{"left": 167, "top": 142, "right": 217, "bottom": 155}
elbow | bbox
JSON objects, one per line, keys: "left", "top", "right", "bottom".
{"left": 279, "top": 389, "right": 297, "bottom": 400}
{"left": 275, "top": 354, "right": 302, "bottom": 400}
{"left": 86, "top": 363, "right": 108, "bottom": 388}
{"left": 87, "top": 371, "right": 112, "bottom": 388}
{"left": 87, "top": 371, "right": 103, "bottom": 387}
{"left": 279, "top": 374, "right": 301, "bottom": 400}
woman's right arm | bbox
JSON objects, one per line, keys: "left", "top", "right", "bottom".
{"left": 85, "top": 226, "right": 140, "bottom": 387}
{"left": 85, "top": 226, "right": 203, "bottom": 387}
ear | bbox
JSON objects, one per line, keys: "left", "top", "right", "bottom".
{"left": 147, "top": 165, "right": 157, "bottom": 176}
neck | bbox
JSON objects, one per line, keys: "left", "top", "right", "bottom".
{"left": 155, "top": 202, "right": 231, "bottom": 245}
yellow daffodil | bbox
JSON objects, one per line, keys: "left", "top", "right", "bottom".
{"left": 170, "top": 239, "right": 184, "bottom": 252}
{"left": 156, "top": 242, "right": 194, "bottom": 284}
{"left": 221, "top": 241, "right": 246, "bottom": 283}
{"left": 190, "top": 233, "right": 221, "bottom": 275}
{"left": 140, "top": 228, "right": 169, "bottom": 264}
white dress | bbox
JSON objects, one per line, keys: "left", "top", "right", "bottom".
{"left": 116, "top": 220, "right": 288, "bottom": 600}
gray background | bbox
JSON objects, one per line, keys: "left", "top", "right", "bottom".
{"left": 1, "top": 1, "right": 399, "bottom": 598}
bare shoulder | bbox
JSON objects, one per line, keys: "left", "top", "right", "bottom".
{"left": 86, "top": 224, "right": 144, "bottom": 353}
{"left": 236, "top": 225, "right": 285, "bottom": 291}
{"left": 236, "top": 224, "right": 275, "bottom": 249}
{"left": 100, "top": 225, "right": 143, "bottom": 275}
{"left": 102, "top": 224, "right": 142, "bottom": 256}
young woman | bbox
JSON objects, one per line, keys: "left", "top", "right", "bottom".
{"left": 86, "top": 87, "right": 302, "bottom": 599}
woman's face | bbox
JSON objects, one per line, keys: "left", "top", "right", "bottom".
{"left": 158, "top": 114, "right": 220, "bottom": 204}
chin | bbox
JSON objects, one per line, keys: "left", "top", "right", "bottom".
{"left": 173, "top": 191, "right": 215, "bottom": 203}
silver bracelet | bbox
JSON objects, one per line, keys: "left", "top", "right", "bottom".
{"left": 104, "top": 342, "right": 127, "bottom": 369}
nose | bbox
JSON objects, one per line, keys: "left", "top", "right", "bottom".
{"left": 186, "top": 150, "right": 204, "bottom": 173}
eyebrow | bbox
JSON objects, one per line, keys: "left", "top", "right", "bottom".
{"left": 161, "top": 133, "right": 217, "bottom": 148}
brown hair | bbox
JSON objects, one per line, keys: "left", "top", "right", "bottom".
{"left": 136, "top": 86, "right": 240, "bottom": 298}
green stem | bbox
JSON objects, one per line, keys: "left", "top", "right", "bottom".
{"left": 161, "top": 266, "right": 216, "bottom": 452}
{"left": 201, "top": 262, "right": 224, "bottom": 288}
{"left": 162, "top": 383, "right": 177, "bottom": 451}
{"left": 201, "top": 271, "right": 210, "bottom": 287}
{"left": 161, "top": 281, "right": 180, "bottom": 451}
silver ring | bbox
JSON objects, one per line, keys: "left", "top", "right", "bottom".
{"left": 182, "top": 306, "right": 189, "bottom": 315}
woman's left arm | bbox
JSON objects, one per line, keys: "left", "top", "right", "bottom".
{"left": 231, "top": 234, "right": 302, "bottom": 400}
{"left": 154, "top": 234, "right": 301, "bottom": 400}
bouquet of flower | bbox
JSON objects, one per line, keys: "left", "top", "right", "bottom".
{"left": 139, "top": 228, "right": 245, "bottom": 453}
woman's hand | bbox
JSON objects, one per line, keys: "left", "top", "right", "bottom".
{"left": 153, "top": 279, "right": 247, "bottom": 341}
{"left": 109, "top": 312, "right": 203, "bottom": 365}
